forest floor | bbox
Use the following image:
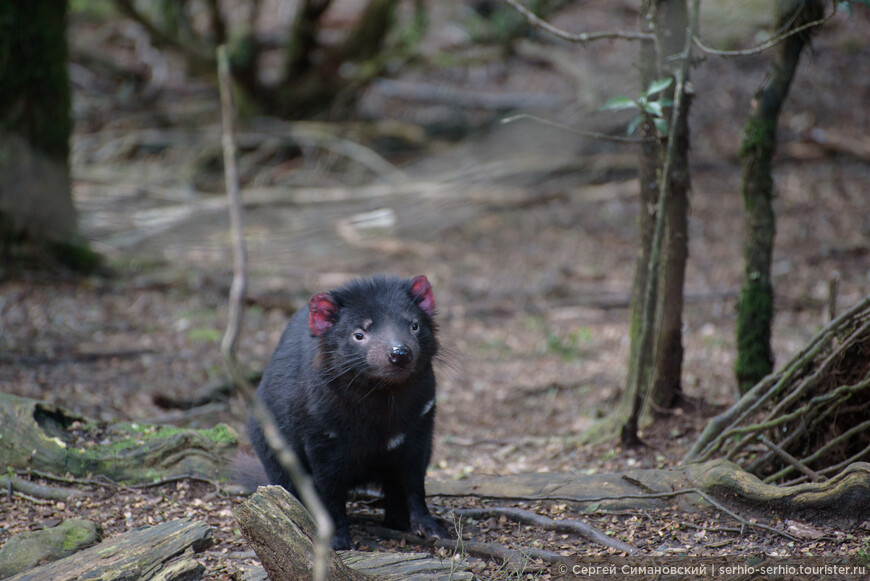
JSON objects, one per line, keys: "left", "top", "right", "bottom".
{"left": 2, "top": 1, "right": 870, "bottom": 579}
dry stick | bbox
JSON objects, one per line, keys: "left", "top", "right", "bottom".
{"left": 438, "top": 488, "right": 797, "bottom": 542}
{"left": 454, "top": 507, "right": 640, "bottom": 555}
{"left": 758, "top": 436, "right": 823, "bottom": 483}
{"left": 765, "top": 418, "right": 870, "bottom": 483}
{"left": 725, "top": 318, "right": 870, "bottom": 467}
{"left": 741, "top": 372, "right": 870, "bottom": 475}
{"left": 684, "top": 295, "right": 870, "bottom": 464}
{"left": 794, "top": 443, "right": 870, "bottom": 485}
{"left": 367, "top": 525, "right": 572, "bottom": 568}
{"left": 763, "top": 320, "right": 870, "bottom": 423}
{"left": 215, "top": 45, "right": 333, "bottom": 581}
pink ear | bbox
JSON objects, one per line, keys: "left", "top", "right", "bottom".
{"left": 308, "top": 293, "right": 338, "bottom": 336}
{"left": 409, "top": 275, "right": 435, "bottom": 316}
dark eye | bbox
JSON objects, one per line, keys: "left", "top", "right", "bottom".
{"left": 410, "top": 322, "right": 419, "bottom": 333}
{"left": 353, "top": 331, "right": 365, "bottom": 342}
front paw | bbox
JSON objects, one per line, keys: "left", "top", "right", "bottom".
{"left": 411, "top": 514, "right": 450, "bottom": 540}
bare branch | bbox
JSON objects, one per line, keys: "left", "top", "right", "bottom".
{"left": 502, "top": 0, "right": 654, "bottom": 44}
{"left": 692, "top": 1, "right": 836, "bottom": 57}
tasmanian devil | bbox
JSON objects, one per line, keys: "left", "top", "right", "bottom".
{"left": 248, "top": 274, "right": 449, "bottom": 550}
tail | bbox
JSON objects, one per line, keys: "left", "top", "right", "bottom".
{"left": 232, "top": 451, "right": 269, "bottom": 493}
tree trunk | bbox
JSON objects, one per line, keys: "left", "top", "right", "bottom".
{"left": 619, "top": 0, "right": 691, "bottom": 443}
{"left": 735, "top": 0, "right": 824, "bottom": 393}
{"left": 0, "top": 2, "right": 95, "bottom": 270}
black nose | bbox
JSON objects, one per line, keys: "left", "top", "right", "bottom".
{"left": 388, "top": 345, "right": 413, "bottom": 368}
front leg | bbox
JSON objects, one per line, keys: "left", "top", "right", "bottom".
{"left": 387, "top": 451, "right": 449, "bottom": 540}
{"left": 382, "top": 468, "right": 410, "bottom": 531}
{"left": 308, "top": 447, "right": 354, "bottom": 550}
{"left": 319, "top": 483, "right": 352, "bottom": 550}
{"left": 407, "top": 477, "right": 449, "bottom": 540}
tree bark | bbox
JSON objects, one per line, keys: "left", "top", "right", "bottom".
{"left": 235, "top": 486, "right": 475, "bottom": 581}
{"left": 234, "top": 486, "right": 370, "bottom": 581}
{"left": 735, "top": 0, "right": 824, "bottom": 393}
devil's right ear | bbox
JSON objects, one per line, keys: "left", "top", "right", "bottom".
{"left": 308, "top": 293, "right": 338, "bottom": 336}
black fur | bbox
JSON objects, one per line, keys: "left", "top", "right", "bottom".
{"left": 248, "top": 274, "right": 448, "bottom": 550}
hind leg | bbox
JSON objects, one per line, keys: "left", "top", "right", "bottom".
{"left": 247, "top": 415, "right": 298, "bottom": 493}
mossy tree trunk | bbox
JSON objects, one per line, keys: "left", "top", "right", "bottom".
{"left": 0, "top": 1, "right": 97, "bottom": 272}
{"left": 619, "top": 0, "right": 692, "bottom": 444}
{"left": 735, "top": 0, "right": 824, "bottom": 393}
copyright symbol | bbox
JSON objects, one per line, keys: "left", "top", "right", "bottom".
{"left": 558, "top": 564, "right": 568, "bottom": 574}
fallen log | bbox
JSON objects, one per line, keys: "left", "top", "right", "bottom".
{"left": 4, "top": 517, "right": 212, "bottom": 581}
{"left": 0, "top": 393, "right": 238, "bottom": 485}
{"left": 0, "top": 519, "right": 102, "bottom": 578}
{"left": 234, "top": 485, "right": 473, "bottom": 581}
{"left": 429, "top": 459, "right": 870, "bottom": 526}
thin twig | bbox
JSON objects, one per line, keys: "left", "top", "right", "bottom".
{"left": 216, "top": 45, "right": 332, "bottom": 581}
{"left": 502, "top": 0, "right": 654, "bottom": 44}
{"left": 367, "top": 525, "right": 573, "bottom": 567}
{"left": 501, "top": 113, "right": 655, "bottom": 144}
{"left": 455, "top": 507, "right": 640, "bottom": 554}
{"left": 437, "top": 488, "right": 797, "bottom": 542}
{"left": 692, "top": 1, "right": 836, "bottom": 57}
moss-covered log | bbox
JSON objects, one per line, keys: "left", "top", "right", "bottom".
{"left": 0, "top": 519, "right": 102, "bottom": 579}
{"left": 0, "top": 393, "right": 238, "bottom": 484}
{"left": 4, "top": 517, "right": 212, "bottom": 581}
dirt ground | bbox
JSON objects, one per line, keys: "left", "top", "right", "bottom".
{"left": 2, "top": 1, "right": 870, "bottom": 579}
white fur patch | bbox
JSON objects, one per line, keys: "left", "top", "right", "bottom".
{"left": 387, "top": 433, "right": 406, "bottom": 451}
{"left": 420, "top": 398, "right": 435, "bottom": 417}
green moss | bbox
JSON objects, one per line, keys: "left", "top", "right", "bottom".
{"left": 739, "top": 117, "right": 776, "bottom": 158}
{"left": 735, "top": 277, "right": 774, "bottom": 393}
{"left": 76, "top": 421, "right": 237, "bottom": 455}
